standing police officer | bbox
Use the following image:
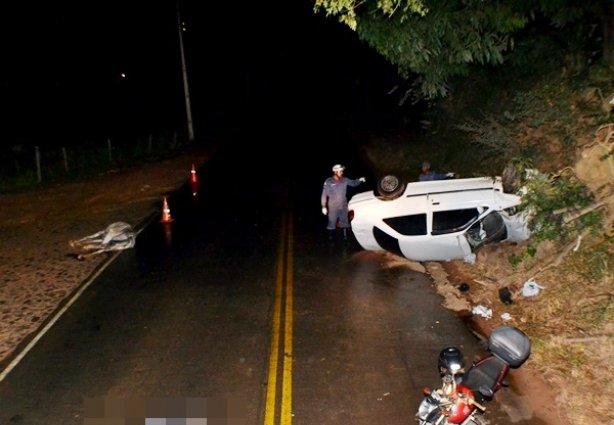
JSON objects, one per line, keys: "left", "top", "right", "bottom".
{"left": 321, "top": 164, "right": 365, "bottom": 240}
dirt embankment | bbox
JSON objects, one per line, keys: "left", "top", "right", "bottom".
{"left": 367, "top": 122, "right": 613, "bottom": 425}
{"left": 422, "top": 130, "right": 614, "bottom": 425}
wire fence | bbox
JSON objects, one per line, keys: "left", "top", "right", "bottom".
{"left": 0, "top": 131, "right": 190, "bottom": 193}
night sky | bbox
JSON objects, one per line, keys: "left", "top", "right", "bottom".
{"left": 0, "top": 0, "right": 405, "bottom": 150}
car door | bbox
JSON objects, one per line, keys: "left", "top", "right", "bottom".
{"left": 426, "top": 206, "right": 478, "bottom": 260}
{"left": 373, "top": 193, "right": 430, "bottom": 258}
{"left": 424, "top": 189, "right": 500, "bottom": 261}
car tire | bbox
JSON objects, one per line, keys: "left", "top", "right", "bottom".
{"left": 376, "top": 174, "right": 406, "bottom": 200}
{"left": 502, "top": 163, "right": 522, "bottom": 193}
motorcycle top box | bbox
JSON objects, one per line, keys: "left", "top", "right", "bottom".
{"left": 487, "top": 326, "right": 531, "bottom": 368}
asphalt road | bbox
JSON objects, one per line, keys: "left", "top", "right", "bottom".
{"left": 0, "top": 140, "right": 544, "bottom": 425}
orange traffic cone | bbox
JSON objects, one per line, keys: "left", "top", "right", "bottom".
{"left": 160, "top": 196, "right": 174, "bottom": 223}
{"left": 190, "top": 163, "right": 198, "bottom": 183}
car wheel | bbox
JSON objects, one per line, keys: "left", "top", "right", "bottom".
{"left": 376, "top": 174, "right": 406, "bottom": 200}
{"left": 502, "top": 163, "right": 522, "bottom": 193}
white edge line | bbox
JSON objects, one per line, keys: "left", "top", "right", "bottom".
{"left": 0, "top": 211, "right": 155, "bottom": 383}
{"left": 0, "top": 250, "right": 122, "bottom": 383}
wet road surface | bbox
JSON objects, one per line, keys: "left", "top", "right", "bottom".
{"left": 0, "top": 140, "right": 543, "bottom": 425}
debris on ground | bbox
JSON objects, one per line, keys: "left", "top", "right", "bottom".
{"left": 69, "top": 221, "right": 136, "bottom": 260}
{"left": 472, "top": 305, "right": 493, "bottom": 319}
{"left": 521, "top": 278, "right": 545, "bottom": 297}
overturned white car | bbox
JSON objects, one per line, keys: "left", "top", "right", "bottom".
{"left": 348, "top": 176, "right": 531, "bottom": 263}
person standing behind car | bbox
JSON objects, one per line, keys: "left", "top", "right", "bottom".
{"left": 419, "top": 161, "right": 455, "bottom": 181}
{"left": 321, "top": 164, "right": 365, "bottom": 240}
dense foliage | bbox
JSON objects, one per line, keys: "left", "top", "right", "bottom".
{"left": 314, "top": 0, "right": 613, "bottom": 100}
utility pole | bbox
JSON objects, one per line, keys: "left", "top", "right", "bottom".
{"left": 177, "top": 2, "right": 195, "bottom": 142}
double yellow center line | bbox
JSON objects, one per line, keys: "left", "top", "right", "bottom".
{"left": 264, "top": 212, "right": 294, "bottom": 425}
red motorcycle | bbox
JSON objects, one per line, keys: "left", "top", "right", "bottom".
{"left": 416, "top": 326, "right": 531, "bottom": 425}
